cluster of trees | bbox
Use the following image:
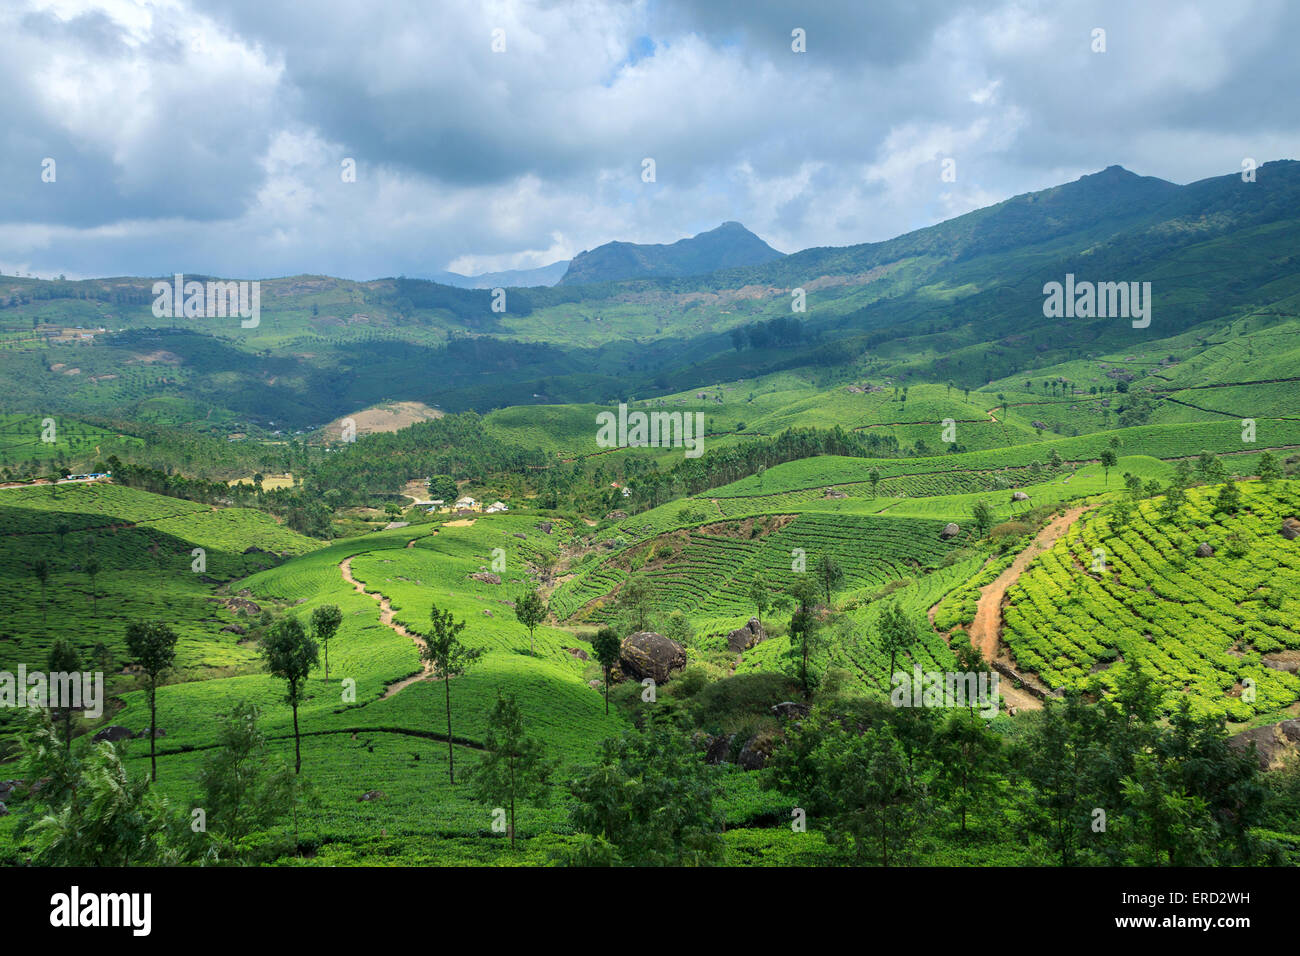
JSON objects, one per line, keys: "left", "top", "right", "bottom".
{"left": 308, "top": 412, "right": 548, "bottom": 502}
{"left": 768, "top": 665, "right": 1286, "bottom": 865}
{"left": 728, "top": 316, "right": 810, "bottom": 352}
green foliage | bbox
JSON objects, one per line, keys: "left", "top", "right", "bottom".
{"left": 467, "top": 693, "right": 555, "bottom": 850}
{"left": 16, "top": 709, "right": 189, "bottom": 865}
{"left": 566, "top": 722, "right": 725, "bottom": 866}
{"left": 310, "top": 604, "right": 343, "bottom": 681}
{"left": 195, "top": 701, "right": 302, "bottom": 862}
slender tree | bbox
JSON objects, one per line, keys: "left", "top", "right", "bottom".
{"left": 591, "top": 626, "right": 621, "bottom": 715}
{"left": 1100, "top": 449, "right": 1118, "bottom": 486}
{"left": 84, "top": 558, "right": 100, "bottom": 611}
{"left": 46, "top": 638, "right": 81, "bottom": 751}
{"left": 424, "top": 604, "right": 481, "bottom": 784}
{"left": 125, "top": 621, "right": 179, "bottom": 782}
{"left": 514, "top": 588, "right": 547, "bottom": 656}
{"left": 468, "top": 692, "right": 554, "bottom": 850}
{"left": 259, "top": 618, "right": 318, "bottom": 774}
{"left": 878, "top": 601, "right": 918, "bottom": 686}
{"left": 309, "top": 604, "right": 342, "bottom": 681}
{"left": 813, "top": 553, "right": 844, "bottom": 604}
{"left": 747, "top": 576, "right": 770, "bottom": 633}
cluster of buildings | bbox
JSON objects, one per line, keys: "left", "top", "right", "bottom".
{"left": 422, "top": 495, "right": 509, "bottom": 515}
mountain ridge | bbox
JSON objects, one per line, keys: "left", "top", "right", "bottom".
{"left": 558, "top": 221, "right": 784, "bottom": 285}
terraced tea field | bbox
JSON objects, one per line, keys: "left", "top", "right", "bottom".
{"left": 1000, "top": 479, "right": 1300, "bottom": 719}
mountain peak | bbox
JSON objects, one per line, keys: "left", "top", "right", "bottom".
{"left": 559, "top": 221, "right": 783, "bottom": 285}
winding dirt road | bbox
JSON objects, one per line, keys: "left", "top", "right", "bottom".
{"left": 965, "top": 506, "right": 1089, "bottom": 712}
{"left": 339, "top": 553, "right": 431, "bottom": 698}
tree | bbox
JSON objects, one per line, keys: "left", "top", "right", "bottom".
{"left": 933, "top": 708, "right": 1004, "bottom": 834}
{"left": 613, "top": 574, "right": 654, "bottom": 633}
{"left": 567, "top": 722, "right": 724, "bottom": 866}
{"left": 46, "top": 638, "right": 81, "bottom": 751}
{"left": 770, "top": 711, "right": 929, "bottom": 865}
{"left": 591, "top": 626, "right": 621, "bottom": 715}
{"left": 1099, "top": 449, "right": 1118, "bottom": 486}
{"left": 424, "top": 604, "right": 481, "bottom": 784}
{"left": 259, "top": 617, "right": 318, "bottom": 775}
{"left": 813, "top": 553, "right": 844, "bottom": 604}
{"left": 748, "top": 576, "right": 770, "bottom": 632}
{"left": 1214, "top": 478, "right": 1241, "bottom": 515}
{"left": 55, "top": 521, "right": 70, "bottom": 550}
{"left": 33, "top": 558, "right": 50, "bottom": 625}
{"left": 788, "top": 575, "right": 822, "bottom": 694}
{"left": 468, "top": 692, "right": 554, "bottom": 850}
{"left": 196, "top": 701, "right": 301, "bottom": 861}
{"left": 1258, "top": 450, "right": 1281, "bottom": 486}
{"left": 17, "top": 709, "right": 187, "bottom": 866}
{"left": 310, "top": 604, "right": 342, "bottom": 681}
{"left": 514, "top": 588, "right": 547, "bottom": 656}
{"left": 426, "top": 474, "right": 457, "bottom": 503}
{"left": 84, "top": 558, "right": 100, "bottom": 611}
{"left": 878, "top": 601, "right": 917, "bottom": 686}
{"left": 971, "top": 500, "right": 994, "bottom": 537}
{"left": 125, "top": 621, "right": 179, "bottom": 782}
{"left": 868, "top": 468, "right": 881, "bottom": 498}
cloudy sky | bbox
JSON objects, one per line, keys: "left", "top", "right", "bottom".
{"left": 3, "top": 0, "right": 1298, "bottom": 281}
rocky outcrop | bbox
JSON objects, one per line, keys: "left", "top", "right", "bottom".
{"left": 357, "top": 790, "right": 386, "bottom": 802}
{"left": 1280, "top": 517, "right": 1300, "bottom": 540}
{"left": 564, "top": 646, "right": 589, "bottom": 661}
{"left": 468, "top": 571, "right": 501, "bottom": 585}
{"left": 1228, "top": 720, "right": 1300, "bottom": 770}
{"left": 1011, "top": 491, "right": 1030, "bottom": 502}
{"left": 727, "top": 617, "right": 766, "bottom": 654}
{"left": 1195, "top": 542, "right": 1215, "bottom": 558}
{"left": 737, "top": 735, "right": 773, "bottom": 771}
{"left": 940, "top": 522, "right": 960, "bottom": 539}
{"left": 771, "top": 701, "right": 810, "bottom": 719}
{"left": 619, "top": 631, "right": 686, "bottom": 683}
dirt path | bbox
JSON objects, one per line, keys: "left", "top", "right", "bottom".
{"left": 339, "top": 553, "right": 432, "bottom": 698}
{"left": 966, "top": 507, "right": 1089, "bottom": 713}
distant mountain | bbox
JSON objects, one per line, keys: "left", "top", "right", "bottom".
{"left": 421, "top": 260, "right": 569, "bottom": 289}
{"left": 559, "top": 221, "right": 784, "bottom": 285}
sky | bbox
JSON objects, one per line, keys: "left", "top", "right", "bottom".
{"left": 2, "top": 0, "right": 1299, "bottom": 281}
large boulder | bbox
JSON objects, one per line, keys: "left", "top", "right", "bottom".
{"left": 1011, "top": 491, "right": 1030, "bottom": 502}
{"left": 1280, "top": 517, "right": 1300, "bottom": 540}
{"left": 619, "top": 631, "right": 686, "bottom": 684}
{"left": 736, "top": 735, "right": 772, "bottom": 771}
{"left": 1195, "top": 542, "right": 1215, "bottom": 558}
{"left": 726, "top": 617, "right": 766, "bottom": 654}
{"left": 940, "top": 522, "right": 960, "bottom": 539}
{"left": 705, "top": 734, "right": 734, "bottom": 765}
{"left": 1229, "top": 720, "right": 1300, "bottom": 770}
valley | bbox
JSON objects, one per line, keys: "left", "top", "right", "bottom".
{"left": 3, "top": 163, "right": 1300, "bottom": 870}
